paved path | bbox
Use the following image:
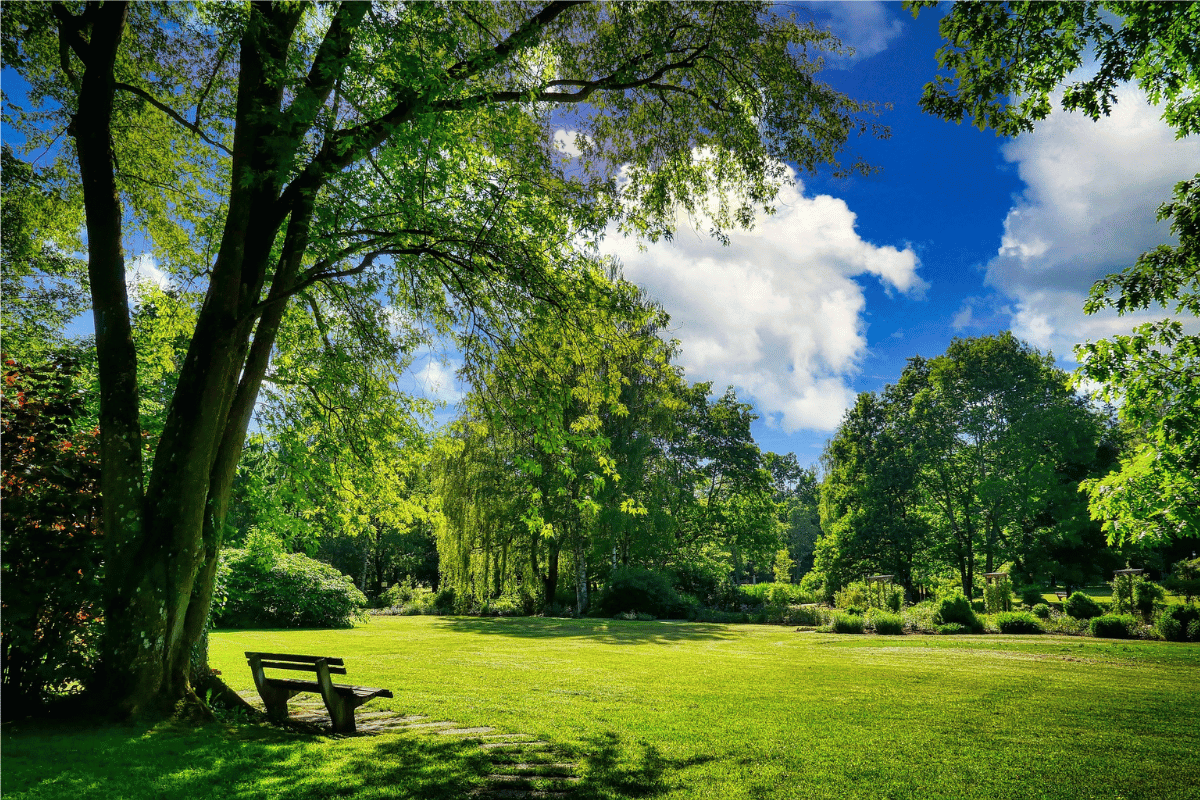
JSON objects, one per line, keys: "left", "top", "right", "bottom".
{"left": 237, "top": 691, "right": 580, "bottom": 798}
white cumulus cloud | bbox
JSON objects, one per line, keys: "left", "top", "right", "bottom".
{"left": 603, "top": 165, "right": 924, "bottom": 433}
{"left": 985, "top": 85, "right": 1200, "bottom": 359}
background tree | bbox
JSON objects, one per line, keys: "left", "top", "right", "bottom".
{"left": 816, "top": 334, "right": 1107, "bottom": 599}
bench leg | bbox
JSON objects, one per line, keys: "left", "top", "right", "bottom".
{"left": 260, "top": 684, "right": 292, "bottom": 722}
{"left": 325, "top": 694, "right": 357, "bottom": 734}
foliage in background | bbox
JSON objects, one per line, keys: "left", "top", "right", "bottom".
{"left": 1, "top": 356, "right": 103, "bottom": 714}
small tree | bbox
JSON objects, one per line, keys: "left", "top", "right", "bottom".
{"left": 1, "top": 355, "right": 103, "bottom": 714}
{"left": 773, "top": 549, "right": 796, "bottom": 584}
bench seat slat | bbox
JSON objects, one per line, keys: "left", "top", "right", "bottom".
{"left": 263, "top": 676, "right": 394, "bottom": 699}
{"left": 245, "top": 652, "right": 345, "bottom": 666}
{"left": 259, "top": 660, "right": 348, "bottom": 675}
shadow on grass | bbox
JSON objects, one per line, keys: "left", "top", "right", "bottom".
{"left": 573, "top": 731, "right": 713, "bottom": 799}
{"left": 2, "top": 718, "right": 489, "bottom": 800}
{"left": 437, "top": 616, "right": 737, "bottom": 645}
{"left": 3, "top": 718, "right": 694, "bottom": 800}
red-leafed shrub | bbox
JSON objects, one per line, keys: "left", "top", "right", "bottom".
{"left": 1, "top": 354, "right": 103, "bottom": 715}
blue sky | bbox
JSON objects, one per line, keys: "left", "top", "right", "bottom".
{"left": 594, "top": 2, "right": 1199, "bottom": 465}
{"left": 6, "top": 4, "right": 1197, "bottom": 468}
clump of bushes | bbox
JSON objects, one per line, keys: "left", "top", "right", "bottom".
{"left": 937, "top": 623, "right": 971, "bottom": 635}
{"left": 598, "top": 566, "right": 683, "bottom": 618}
{"left": 736, "top": 582, "right": 815, "bottom": 607}
{"left": 869, "top": 611, "right": 905, "bottom": 635}
{"left": 830, "top": 612, "right": 865, "bottom": 634}
{"left": 1155, "top": 605, "right": 1200, "bottom": 642}
{"left": 933, "top": 594, "right": 984, "bottom": 633}
{"left": 1032, "top": 603, "right": 1051, "bottom": 619}
{"left": 216, "top": 544, "right": 368, "bottom": 628}
{"left": 1064, "top": 591, "right": 1104, "bottom": 620}
{"left": 995, "top": 611, "right": 1043, "bottom": 634}
{"left": 1089, "top": 614, "right": 1136, "bottom": 639}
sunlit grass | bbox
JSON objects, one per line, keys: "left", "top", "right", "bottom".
{"left": 5, "top": 617, "right": 1199, "bottom": 799}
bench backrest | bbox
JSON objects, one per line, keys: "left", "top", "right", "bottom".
{"left": 245, "top": 651, "right": 348, "bottom": 676}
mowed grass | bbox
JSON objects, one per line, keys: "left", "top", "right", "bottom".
{"left": 4, "top": 617, "right": 1199, "bottom": 800}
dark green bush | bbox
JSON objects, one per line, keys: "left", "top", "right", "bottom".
{"left": 1017, "top": 585, "right": 1045, "bottom": 608}
{"left": 1064, "top": 591, "right": 1103, "bottom": 620}
{"left": 1156, "top": 616, "right": 1182, "bottom": 642}
{"left": 215, "top": 548, "right": 368, "bottom": 628}
{"left": 934, "top": 595, "right": 983, "bottom": 632}
{"left": 1155, "top": 605, "right": 1200, "bottom": 642}
{"left": 831, "top": 612, "right": 865, "bottom": 634}
{"left": 995, "top": 611, "right": 1042, "bottom": 634}
{"left": 936, "top": 623, "right": 970, "bottom": 635}
{"left": 1032, "top": 603, "right": 1051, "bottom": 619}
{"left": 970, "top": 598, "right": 985, "bottom": 614}
{"left": 870, "top": 612, "right": 905, "bottom": 635}
{"left": 598, "top": 566, "right": 681, "bottom": 618}
{"left": 1089, "top": 614, "right": 1135, "bottom": 639}
{"left": 1189, "top": 619, "right": 1200, "bottom": 642}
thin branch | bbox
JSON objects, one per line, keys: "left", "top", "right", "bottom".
{"left": 114, "top": 82, "right": 232, "bottom": 155}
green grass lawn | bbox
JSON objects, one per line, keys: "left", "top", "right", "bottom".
{"left": 5, "top": 617, "right": 1199, "bottom": 799}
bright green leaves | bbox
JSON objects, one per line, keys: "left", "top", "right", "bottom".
{"left": 910, "top": 1, "right": 1200, "bottom": 137}
{"left": 1076, "top": 177, "right": 1200, "bottom": 543}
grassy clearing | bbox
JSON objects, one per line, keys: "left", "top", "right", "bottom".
{"left": 5, "top": 617, "right": 1199, "bottom": 799}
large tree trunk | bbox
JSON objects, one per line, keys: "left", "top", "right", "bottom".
{"left": 88, "top": 3, "right": 308, "bottom": 717}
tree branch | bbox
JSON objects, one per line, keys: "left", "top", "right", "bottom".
{"left": 114, "top": 82, "right": 233, "bottom": 155}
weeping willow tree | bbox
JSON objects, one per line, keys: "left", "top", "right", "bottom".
{"left": 433, "top": 419, "right": 536, "bottom": 610}
{"left": 433, "top": 260, "right": 680, "bottom": 614}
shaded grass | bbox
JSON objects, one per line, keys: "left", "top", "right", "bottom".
{"left": 6, "top": 617, "right": 1200, "bottom": 799}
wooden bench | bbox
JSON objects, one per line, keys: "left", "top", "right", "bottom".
{"left": 246, "top": 651, "right": 393, "bottom": 733}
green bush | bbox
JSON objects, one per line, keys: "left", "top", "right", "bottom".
{"left": 831, "top": 612, "right": 865, "bottom": 634}
{"left": 782, "top": 605, "right": 824, "bottom": 627}
{"left": 970, "top": 598, "right": 985, "bottom": 614}
{"left": 1134, "top": 580, "right": 1165, "bottom": 619}
{"left": 1156, "top": 616, "right": 1183, "bottom": 642}
{"left": 870, "top": 611, "right": 905, "bottom": 635}
{"left": 1017, "top": 584, "right": 1045, "bottom": 608}
{"left": 834, "top": 582, "right": 869, "bottom": 611}
{"left": 1064, "top": 591, "right": 1103, "bottom": 620}
{"left": 933, "top": 595, "right": 983, "bottom": 632}
{"left": 995, "top": 611, "right": 1042, "bottom": 634}
{"left": 598, "top": 566, "right": 681, "bottom": 618}
{"left": 1155, "top": 605, "right": 1200, "bottom": 642}
{"left": 1189, "top": 619, "right": 1200, "bottom": 642}
{"left": 1089, "top": 614, "right": 1135, "bottom": 639}
{"left": 937, "top": 623, "right": 970, "bottom": 635}
{"left": 984, "top": 576, "right": 1013, "bottom": 613}
{"left": 738, "top": 582, "right": 813, "bottom": 608}
{"left": 216, "top": 547, "right": 368, "bottom": 628}
{"left": 1032, "top": 603, "right": 1051, "bottom": 619}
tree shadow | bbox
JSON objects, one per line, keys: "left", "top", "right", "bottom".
{"left": 3, "top": 718, "right": 706, "bottom": 800}
{"left": 2, "top": 718, "right": 490, "bottom": 799}
{"left": 435, "top": 616, "right": 737, "bottom": 645}
{"left": 572, "top": 731, "right": 714, "bottom": 799}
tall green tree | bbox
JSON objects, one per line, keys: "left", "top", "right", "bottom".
{"left": 4, "top": 1, "right": 880, "bottom": 715}
{"left": 818, "top": 334, "right": 1105, "bottom": 598}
